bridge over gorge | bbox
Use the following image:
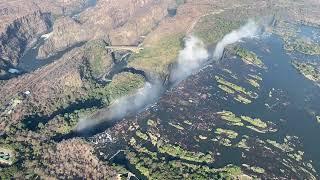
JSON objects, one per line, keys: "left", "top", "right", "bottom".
{"left": 105, "top": 46, "right": 143, "bottom": 53}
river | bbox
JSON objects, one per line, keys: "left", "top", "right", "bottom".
{"left": 93, "top": 25, "right": 320, "bottom": 178}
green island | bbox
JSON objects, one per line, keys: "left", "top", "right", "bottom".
{"left": 157, "top": 142, "right": 214, "bottom": 163}
{"left": 216, "top": 111, "right": 244, "bottom": 126}
{"left": 215, "top": 76, "right": 256, "bottom": 99}
{"left": 234, "top": 95, "right": 252, "bottom": 104}
{"left": 266, "top": 139, "right": 294, "bottom": 153}
{"left": 236, "top": 138, "right": 250, "bottom": 151}
{"left": 134, "top": 128, "right": 215, "bottom": 164}
{"left": 218, "top": 84, "right": 235, "bottom": 94}
{"left": 217, "top": 137, "right": 232, "bottom": 147}
{"left": 215, "top": 128, "right": 238, "bottom": 139}
{"left": 147, "top": 119, "right": 157, "bottom": 127}
{"left": 216, "top": 111, "right": 270, "bottom": 133}
{"left": 317, "top": 116, "right": 320, "bottom": 123}
{"left": 288, "top": 151, "right": 304, "bottom": 162}
{"left": 284, "top": 38, "right": 320, "bottom": 55}
{"left": 168, "top": 122, "right": 185, "bottom": 130}
{"left": 291, "top": 61, "right": 320, "bottom": 85}
{"left": 125, "top": 148, "right": 243, "bottom": 179}
{"left": 183, "top": 120, "right": 193, "bottom": 125}
{"left": 240, "top": 116, "right": 268, "bottom": 129}
{"left": 246, "top": 78, "right": 260, "bottom": 88}
{"left": 199, "top": 135, "right": 208, "bottom": 140}
{"left": 234, "top": 47, "right": 265, "bottom": 69}
{"left": 147, "top": 132, "right": 159, "bottom": 146}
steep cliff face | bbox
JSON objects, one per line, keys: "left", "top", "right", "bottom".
{"left": 108, "top": 0, "right": 171, "bottom": 45}
{"left": 37, "top": 17, "right": 87, "bottom": 59}
{"left": 0, "top": 11, "right": 53, "bottom": 66}
{"left": 0, "top": 46, "right": 87, "bottom": 131}
{"left": 0, "top": 0, "right": 95, "bottom": 69}
{"left": 37, "top": 0, "right": 174, "bottom": 59}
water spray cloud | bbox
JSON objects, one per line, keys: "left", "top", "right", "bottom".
{"left": 76, "top": 36, "right": 209, "bottom": 132}
{"left": 76, "top": 20, "right": 262, "bottom": 132}
{"left": 170, "top": 36, "right": 209, "bottom": 83}
{"left": 213, "top": 20, "right": 260, "bottom": 60}
{"left": 76, "top": 82, "right": 162, "bottom": 132}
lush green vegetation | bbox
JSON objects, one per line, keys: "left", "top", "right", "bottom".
{"left": 129, "top": 34, "right": 184, "bottom": 77}
{"left": 136, "top": 130, "right": 149, "bottom": 141}
{"left": 125, "top": 149, "right": 243, "bottom": 179}
{"left": 285, "top": 38, "right": 320, "bottom": 55}
{"left": 234, "top": 95, "right": 252, "bottom": 104}
{"left": 217, "top": 137, "right": 232, "bottom": 147}
{"left": 147, "top": 119, "right": 157, "bottom": 127}
{"left": 84, "top": 40, "right": 112, "bottom": 78}
{"left": 183, "top": 120, "right": 193, "bottom": 125}
{"left": 215, "top": 76, "right": 255, "bottom": 99}
{"left": 38, "top": 107, "right": 99, "bottom": 136}
{"left": 288, "top": 151, "right": 304, "bottom": 162}
{"left": 194, "top": 16, "right": 242, "bottom": 44}
{"left": 217, "top": 111, "right": 244, "bottom": 126}
{"left": 236, "top": 138, "right": 250, "bottom": 151}
{"left": 317, "top": 116, "right": 320, "bottom": 123}
{"left": 147, "top": 132, "right": 158, "bottom": 146}
{"left": 218, "top": 84, "right": 235, "bottom": 94}
{"left": 292, "top": 61, "right": 320, "bottom": 84}
{"left": 24, "top": 71, "right": 146, "bottom": 138}
{"left": 133, "top": 129, "right": 214, "bottom": 164}
{"left": 247, "top": 78, "right": 260, "bottom": 88}
{"left": 199, "top": 135, "right": 208, "bottom": 140}
{"left": 215, "top": 75, "right": 258, "bottom": 104}
{"left": 234, "top": 47, "right": 265, "bottom": 68}
{"left": 215, "top": 128, "right": 238, "bottom": 139}
{"left": 157, "top": 142, "right": 214, "bottom": 163}
{"left": 267, "top": 139, "right": 294, "bottom": 153}
{"left": 168, "top": 122, "right": 185, "bottom": 130}
{"left": 240, "top": 116, "right": 268, "bottom": 129}
{"left": 276, "top": 21, "right": 320, "bottom": 55}
{"left": 129, "top": 137, "right": 158, "bottom": 160}
{"left": 217, "top": 111, "right": 270, "bottom": 133}
{"left": 0, "top": 166, "right": 18, "bottom": 179}
{"left": 89, "top": 72, "right": 145, "bottom": 104}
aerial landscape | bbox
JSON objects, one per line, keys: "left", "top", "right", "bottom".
{"left": 1, "top": 0, "right": 320, "bottom": 179}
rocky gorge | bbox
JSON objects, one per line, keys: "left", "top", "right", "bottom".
{"left": 1, "top": 0, "right": 320, "bottom": 179}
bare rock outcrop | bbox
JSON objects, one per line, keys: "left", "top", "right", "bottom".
{"left": 37, "top": 16, "right": 90, "bottom": 59}
{"left": 0, "top": 11, "right": 52, "bottom": 66}
{"left": 37, "top": 0, "right": 175, "bottom": 59}
{"left": 0, "top": 0, "right": 95, "bottom": 68}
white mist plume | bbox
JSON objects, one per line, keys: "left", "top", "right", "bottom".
{"left": 76, "top": 82, "right": 162, "bottom": 131}
{"left": 170, "top": 36, "right": 209, "bottom": 83}
{"left": 213, "top": 20, "right": 260, "bottom": 60}
{"left": 76, "top": 36, "right": 209, "bottom": 131}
